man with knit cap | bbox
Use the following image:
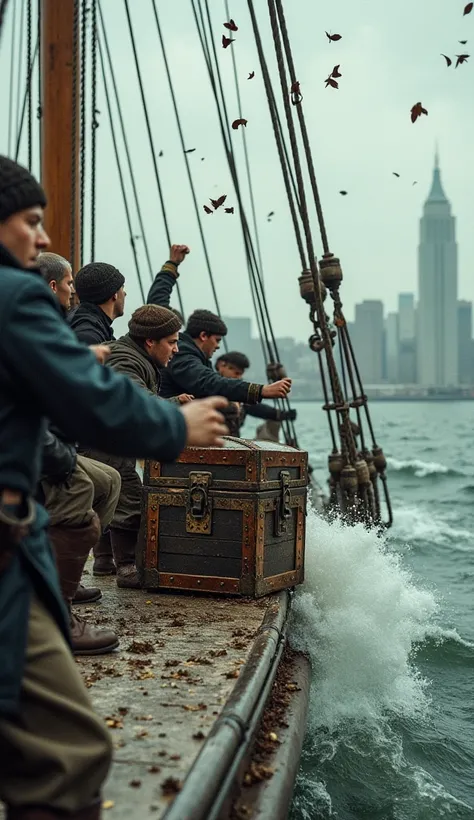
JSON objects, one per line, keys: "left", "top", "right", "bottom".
{"left": 147, "top": 251, "right": 293, "bottom": 405}
{"left": 0, "top": 155, "right": 229, "bottom": 819}
{"left": 68, "top": 261, "right": 126, "bottom": 345}
{"left": 83, "top": 304, "right": 193, "bottom": 589}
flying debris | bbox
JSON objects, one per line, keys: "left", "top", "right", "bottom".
{"left": 201, "top": 157, "right": 205, "bottom": 161}
{"left": 325, "top": 76, "right": 339, "bottom": 89}
{"left": 339, "top": 191, "right": 348, "bottom": 196}
{"left": 392, "top": 172, "right": 400, "bottom": 177}
{"left": 326, "top": 32, "right": 342, "bottom": 42}
{"left": 210, "top": 195, "right": 227, "bottom": 210}
{"left": 248, "top": 71, "right": 255, "bottom": 80}
{"left": 203, "top": 205, "right": 213, "bottom": 214}
{"left": 232, "top": 118, "right": 248, "bottom": 129}
{"left": 224, "top": 207, "right": 235, "bottom": 214}
{"left": 410, "top": 102, "right": 428, "bottom": 123}
{"left": 412, "top": 181, "right": 418, "bottom": 185}
{"left": 463, "top": 2, "right": 473, "bottom": 16}
{"left": 159, "top": 150, "right": 164, "bottom": 157}
{"left": 267, "top": 211, "right": 275, "bottom": 221}
{"left": 184, "top": 148, "right": 196, "bottom": 154}
{"left": 222, "top": 35, "right": 234, "bottom": 49}
{"left": 223, "top": 19, "right": 238, "bottom": 31}
{"left": 459, "top": 40, "right": 468, "bottom": 44}
{"left": 331, "top": 65, "right": 342, "bottom": 78}
{"left": 455, "top": 53, "right": 469, "bottom": 65}
{"left": 290, "top": 80, "right": 302, "bottom": 105}
{"left": 441, "top": 54, "right": 452, "bottom": 66}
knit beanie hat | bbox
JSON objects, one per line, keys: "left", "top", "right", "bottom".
{"left": 75, "top": 262, "right": 125, "bottom": 304}
{"left": 186, "top": 309, "right": 228, "bottom": 338}
{"left": 129, "top": 304, "right": 182, "bottom": 340}
{"left": 0, "top": 155, "right": 47, "bottom": 221}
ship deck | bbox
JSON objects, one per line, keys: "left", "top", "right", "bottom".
{"left": 75, "top": 569, "right": 310, "bottom": 819}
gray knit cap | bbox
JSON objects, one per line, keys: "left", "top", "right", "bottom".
{"left": 75, "top": 262, "right": 125, "bottom": 304}
{"left": 0, "top": 155, "right": 47, "bottom": 221}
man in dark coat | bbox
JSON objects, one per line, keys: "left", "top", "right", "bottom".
{"left": 214, "top": 351, "right": 297, "bottom": 436}
{"left": 83, "top": 304, "right": 193, "bottom": 589}
{"left": 147, "top": 250, "right": 293, "bottom": 405}
{"left": 0, "top": 155, "right": 228, "bottom": 819}
{"left": 67, "top": 261, "right": 126, "bottom": 345}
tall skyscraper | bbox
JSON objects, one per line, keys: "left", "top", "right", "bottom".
{"left": 417, "top": 152, "right": 458, "bottom": 386}
{"left": 352, "top": 300, "right": 384, "bottom": 383}
{"left": 398, "top": 293, "right": 417, "bottom": 384}
{"left": 457, "top": 300, "right": 473, "bottom": 384}
{"left": 385, "top": 312, "right": 399, "bottom": 382}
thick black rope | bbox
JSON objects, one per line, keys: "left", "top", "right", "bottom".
{"left": 122, "top": 0, "right": 185, "bottom": 317}
{"left": 96, "top": 31, "right": 146, "bottom": 303}
{"left": 90, "top": 0, "right": 98, "bottom": 261}
{"left": 37, "top": 0, "right": 43, "bottom": 178}
{"left": 150, "top": 0, "right": 226, "bottom": 335}
{"left": 14, "top": 39, "right": 38, "bottom": 163}
{"left": 14, "top": 0, "right": 25, "bottom": 156}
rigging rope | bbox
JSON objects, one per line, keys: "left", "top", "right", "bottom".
{"left": 96, "top": 30, "right": 147, "bottom": 303}
{"left": 37, "top": 0, "right": 43, "bottom": 178}
{"left": 6, "top": 0, "right": 16, "bottom": 155}
{"left": 14, "top": 0, "right": 25, "bottom": 157}
{"left": 90, "top": 0, "right": 98, "bottom": 261}
{"left": 150, "top": 0, "right": 227, "bottom": 341}
{"left": 80, "top": 0, "right": 88, "bottom": 264}
{"left": 14, "top": 39, "right": 38, "bottom": 163}
{"left": 0, "top": 0, "right": 10, "bottom": 47}
{"left": 122, "top": 0, "right": 185, "bottom": 318}
{"left": 97, "top": 1, "right": 152, "bottom": 280}
{"left": 26, "top": 0, "right": 32, "bottom": 171}
{"left": 70, "top": 0, "right": 79, "bottom": 270}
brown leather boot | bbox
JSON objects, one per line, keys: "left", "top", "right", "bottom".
{"left": 110, "top": 528, "right": 141, "bottom": 589}
{"left": 49, "top": 518, "right": 119, "bottom": 655}
{"left": 72, "top": 584, "right": 102, "bottom": 604}
{"left": 70, "top": 610, "right": 119, "bottom": 656}
{"left": 93, "top": 530, "right": 116, "bottom": 576}
{"left": 7, "top": 799, "right": 101, "bottom": 818}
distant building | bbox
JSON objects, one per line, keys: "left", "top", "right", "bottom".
{"left": 398, "top": 293, "right": 417, "bottom": 384}
{"left": 352, "top": 300, "right": 384, "bottom": 383}
{"left": 385, "top": 312, "right": 399, "bottom": 383}
{"left": 417, "top": 152, "right": 458, "bottom": 386}
{"left": 457, "top": 300, "right": 473, "bottom": 384}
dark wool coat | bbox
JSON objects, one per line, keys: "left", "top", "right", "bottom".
{"left": 0, "top": 244, "right": 187, "bottom": 714}
{"left": 68, "top": 301, "right": 115, "bottom": 345}
{"left": 148, "top": 265, "right": 263, "bottom": 404}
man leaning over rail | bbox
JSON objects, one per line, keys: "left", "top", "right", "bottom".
{"left": 147, "top": 245, "right": 293, "bottom": 406}
{"left": 0, "top": 155, "right": 229, "bottom": 820}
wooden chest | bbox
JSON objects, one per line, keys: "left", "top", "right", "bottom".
{"left": 137, "top": 438, "right": 308, "bottom": 597}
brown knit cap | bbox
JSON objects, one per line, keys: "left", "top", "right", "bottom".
{"left": 128, "top": 304, "right": 182, "bottom": 340}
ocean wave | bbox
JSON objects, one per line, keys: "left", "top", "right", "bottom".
{"left": 387, "top": 457, "right": 461, "bottom": 479}
{"left": 416, "top": 626, "right": 474, "bottom": 665}
{"left": 290, "top": 510, "right": 437, "bottom": 732}
{"left": 392, "top": 506, "right": 473, "bottom": 548}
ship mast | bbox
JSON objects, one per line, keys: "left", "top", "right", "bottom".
{"left": 40, "top": 0, "right": 81, "bottom": 268}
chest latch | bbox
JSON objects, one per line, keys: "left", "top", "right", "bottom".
{"left": 186, "top": 471, "right": 212, "bottom": 535}
{"left": 275, "top": 470, "right": 292, "bottom": 536}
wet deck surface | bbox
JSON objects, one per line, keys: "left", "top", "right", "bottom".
{"left": 76, "top": 567, "right": 270, "bottom": 818}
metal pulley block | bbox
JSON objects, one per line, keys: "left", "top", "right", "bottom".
{"left": 319, "top": 253, "right": 343, "bottom": 290}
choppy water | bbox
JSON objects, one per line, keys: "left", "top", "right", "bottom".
{"left": 243, "top": 401, "right": 474, "bottom": 819}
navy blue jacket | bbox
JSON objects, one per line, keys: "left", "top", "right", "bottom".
{"left": 0, "top": 244, "right": 187, "bottom": 714}
{"left": 148, "top": 265, "right": 262, "bottom": 404}
{"left": 68, "top": 301, "right": 115, "bottom": 345}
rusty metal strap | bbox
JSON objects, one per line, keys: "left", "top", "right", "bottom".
{"left": 163, "top": 590, "right": 290, "bottom": 820}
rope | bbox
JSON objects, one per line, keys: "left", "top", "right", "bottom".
{"left": 6, "top": 0, "right": 16, "bottom": 155}
{"left": 97, "top": 1, "right": 151, "bottom": 278}
{"left": 90, "top": 0, "right": 98, "bottom": 261}
{"left": 122, "top": 0, "right": 185, "bottom": 317}
{"left": 96, "top": 30, "right": 146, "bottom": 303}
{"left": 37, "top": 0, "right": 43, "bottom": 178}
{"left": 150, "top": 0, "right": 226, "bottom": 334}
{"left": 274, "top": 0, "right": 330, "bottom": 254}
{"left": 14, "top": 39, "right": 38, "bottom": 163}
{"left": 80, "top": 0, "right": 88, "bottom": 264}
{"left": 70, "top": 0, "right": 79, "bottom": 269}
{"left": 0, "top": 0, "right": 10, "bottom": 46}
{"left": 26, "top": 0, "right": 32, "bottom": 170}
{"left": 14, "top": 0, "right": 25, "bottom": 156}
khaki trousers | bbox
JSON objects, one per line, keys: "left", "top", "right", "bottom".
{"left": 42, "top": 456, "right": 121, "bottom": 529}
{"left": 0, "top": 594, "right": 112, "bottom": 812}
{"left": 82, "top": 451, "right": 142, "bottom": 532}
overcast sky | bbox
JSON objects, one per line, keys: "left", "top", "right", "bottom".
{"left": 1, "top": 0, "right": 473, "bottom": 342}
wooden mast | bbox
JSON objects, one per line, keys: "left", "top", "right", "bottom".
{"left": 40, "top": 0, "right": 81, "bottom": 269}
